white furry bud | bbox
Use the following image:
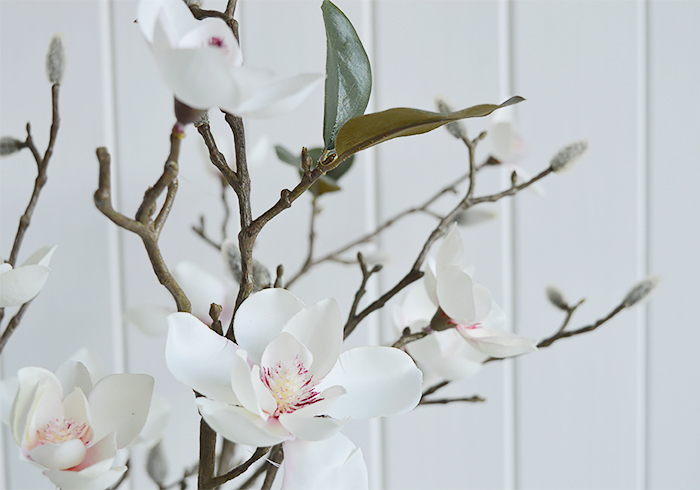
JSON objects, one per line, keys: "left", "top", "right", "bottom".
{"left": 623, "top": 275, "right": 661, "bottom": 308}
{"left": 0, "top": 137, "right": 22, "bottom": 156}
{"left": 435, "top": 96, "right": 467, "bottom": 139}
{"left": 221, "top": 239, "right": 271, "bottom": 291}
{"left": 545, "top": 285, "right": 569, "bottom": 310}
{"left": 146, "top": 442, "right": 168, "bottom": 486}
{"left": 454, "top": 208, "right": 498, "bottom": 227}
{"left": 550, "top": 141, "right": 588, "bottom": 173}
{"left": 45, "top": 34, "right": 65, "bottom": 84}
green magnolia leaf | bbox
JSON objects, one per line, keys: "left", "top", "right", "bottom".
{"left": 335, "top": 96, "right": 525, "bottom": 161}
{"left": 322, "top": 0, "right": 372, "bottom": 152}
{"left": 275, "top": 145, "right": 299, "bottom": 166}
{"left": 310, "top": 175, "right": 342, "bottom": 196}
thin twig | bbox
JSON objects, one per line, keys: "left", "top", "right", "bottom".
{"left": 261, "top": 445, "right": 284, "bottom": 490}
{"left": 204, "top": 447, "right": 269, "bottom": 489}
{"left": 285, "top": 196, "right": 320, "bottom": 287}
{"left": 392, "top": 330, "right": 429, "bottom": 349}
{"left": 422, "top": 381, "right": 450, "bottom": 398}
{"left": 220, "top": 177, "right": 231, "bottom": 240}
{"left": 235, "top": 462, "right": 267, "bottom": 490}
{"left": 192, "top": 216, "right": 223, "bottom": 251}
{"left": 274, "top": 265, "right": 284, "bottom": 288}
{"left": 419, "top": 395, "right": 485, "bottom": 405}
{"left": 344, "top": 253, "right": 382, "bottom": 338}
{"left": 0, "top": 302, "right": 33, "bottom": 357}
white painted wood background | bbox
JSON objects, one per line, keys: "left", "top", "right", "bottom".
{"left": 0, "top": 0, "right": 696, "bottom": 489}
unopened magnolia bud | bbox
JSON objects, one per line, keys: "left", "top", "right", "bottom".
{"left": 545, "top": 285, "right": 569, "bottom": 310}
{"left": 0, "top": 137, "right": 22, "bottom": 156}
{"left": 146, "top": 442, "right": 168, "bottom": 486}
{"left": 174, "top": 98, "right": 207, "bottom": 126}
{"left": 454, "top": 208, "right": 498, "bottom": 227}
{"left": 435, "top": 96, "right": 467, "bottom": 139}
{"left": 623, "top": 275, "right": 661, "bottom": 308}
{"left": 550, "top": 141, "right": 588, "bottom": 172}
{"left": 221, "top": 239, "right": 272, "bottom": 291}
{"left": 45, "top": 34, "right": 65, "bottom": 84}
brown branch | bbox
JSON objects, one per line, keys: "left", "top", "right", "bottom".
{"left": 220, "top": 177, "right": 231, "bottom": 241}
{"left": 192, "top": 216, "right": 223, "bottom": 251}
{"left": 422, "top": 381, "right": 449, "bottom": 398}
{"left": 419, "top": 395, "right": 485, "bottom": 405}
{"left": 537, "top": 302, "right": 626, "bottom": 349}
{"left": 274, "top": 265, "right": 284, "bottom": 288}
{"left": 235, "top": 462, "right": 267, "bottom": 490}
{"left": 343, "top": 253, "right": 383, "bottom": 338}
{"left": 261, "top": 445, "right": 284, "bottom": 490}
{"left": 0, "top": 301, "right": 32, "bottom": 355}
{"left": 285, "top": 196, "right": 320, "bottom": 287}
{"left": 203, "top": 446, "right": 269, "bottom": 489}
{"left": 9, "top": 84, "right": 60, "bottom": 267}
{"left": 392, "top": 329, "right": 428, "bottom": 349}
{"left": 198, "top": 419, "right": 217, "bottom": 489}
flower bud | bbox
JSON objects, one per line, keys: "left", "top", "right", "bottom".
{"left": 550, "top": 141, "right": 588, "bottom": 172}
{"left": 0, "top": 137, "right": 22, "bottom": 156}
{"left": 545, "top": 285, "right": 569, "bottom": 310}
{"left": 453, "top": 208, "right": 498, "bottom": 227}
{"left": 623, "top": 275, "right": 661, "bottom": 308}
{"left": 435, "top": 96, "right": 467, "bottom": 139}
{"left": 45, "top": 34, "right": 66, "bottom": 84}
{"left": 174, "top": 98, "right": 207, "bottom": 126}
{"left": 221, "top": 239, "right": 271, "bottom": 291}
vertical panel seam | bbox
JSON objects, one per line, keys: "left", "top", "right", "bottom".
{"left": 498, "top": 0, "right": 517, "bottom": 489}
{"left": 98, "top": 0, "right": 129, "bottom": 375}
{"left": 635, "top": 0, "right": 650, "bottom": 488}
{"left": 360, "top": 1, "right": 384, "bottom": 488}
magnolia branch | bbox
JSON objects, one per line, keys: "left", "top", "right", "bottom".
{"left": 419, "top": 395, "right": 485, "bottom": 405}
{"left": 203, "top": 446, "right": 269, "bottom": 488}
{"left": 94, "top": 129, "right": 191, "bottom": 314}
{"left": 0, "top": 83, "right": 60, "bottom": 349}
{"left": 261, "top": 445, "right": 284, "bottom": 490}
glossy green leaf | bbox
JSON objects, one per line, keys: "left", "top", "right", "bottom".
{"left": 335, "top": 96, "right": 525, "bottom": 161}
{"left": 322, "top": 0, "right": 372, "bottom": 152}
{"left": 275, "top": 145, "right": 299, "bottom": 166}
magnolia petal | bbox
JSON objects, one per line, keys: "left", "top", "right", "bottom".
{"left": 68, "top": 348, "right": 107, "bottom": 385}
{"left": 436, "top": 265, "right": 476, "bottom": 325}
{"left": 137, "top": 0, "right": 167, "bottom": 42}
{"left": 472, "top": 283, "right": 494, "bottom": 324}
{"left": 196, "top": 398, "right": 291, "bottom": 446}
{"left": 178, "top": 17, "right": 242, "bottom": 66}
{"left": 29, "top": 440, "right": 87, "bottom": 470}
{"left": 459, "top": 327, "right": 538, "bottom": 359}
{"left": 133, "top": 394, "right": 171, "bottom": 448}
{"left": 21, "top": 245, "right": 57, "bottom": 267}
{"left": 251, "top": 365, "right": 277, "bottom": 417}
{"left": 282, "top": 298, "right": 343, "bottom": 379}
{"left": 17, "top": 371, "right": 64, "bottom": 450}
{"left": 234, "top": 288, "right": 305, "bottom": 364}
{"left": 324, "top": 346, "right": 422, "bottom": 419}
{"left": 172, "top": 261, "right": 227, "bottom": 322}
{"left": 261, "top": 332, "right": 313, "bottom": 372}
{"left": 396, "top": 283, "right": 437, "bottom": 329}
{"left": 481, "top": 301, "right": 507, "bottom": 330}
{"left": 232, "top": 73, "right": 323, "bottom": 118}
{"left": 55, "top": 361, "right": 92, "bottom": 398}
{"left": 61, "top": 388, "right": 90, "bottom": 429}
{"left": 89, "top": 374, "right": 154, "bottom": 448}
{"left": 124, "top": 304, "right": 171, "bottom": 337}
{"left": 282, "top": 432, "right": 369, "bottom": 490}
{"left": 423, "top": 261, "right": 439, "bottom": 307}
{"left": 10, "top": 367, "right": 60, "bottom": 446}
{"left": 230, "top": 351, "right": 265, "bottom": 419}
{"left": 0, "top": 264, "right": 50, "bottom": 307}
{"left": 291, "top": 385, "right": 346, "bottom": 418}
{"left": 165, "top": 312, "right": 239, "bottom": 404}
{"left": 72, "top": 433, "right": 118, "bottom": 471}
{"left": 44, "top": 462, "right": 125, "bottom": 490}
{"left": 436, "top": 225, "right": 466, "bottom": 272}
{"left": 278, "top": 413, "right": 345, "bottom": 442}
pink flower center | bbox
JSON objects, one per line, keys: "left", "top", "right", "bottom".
{"left": 30, "top": 417, "right": 92, "bottom": 451}
{"left": 208, "top": 37, "right": 225, "bottom": 48}
{"left": 452, "top": 321, "right": 482, "bottom": 335}
{"left": 260, "top": 358, "right": 321, "bottom": 417}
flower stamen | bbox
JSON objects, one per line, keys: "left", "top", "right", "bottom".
{"left": 260, "top": 358, "right": 322, "bottom": 417}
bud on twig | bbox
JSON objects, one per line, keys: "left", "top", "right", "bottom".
{"left": 0, "top": 137, "right": 22, "bottom": 156}
{"left": 545, "top": 285, "right": 569, "bottom": 310}
{"left": 301, "top": 147, "right": 313, "bottom": 172}
{"left": 146, "top": 442, "right": 169, "bottom": 486}
{"left": 221, "top": 239, "right": 272, "bottom": 291}
{"left": 550, "top": 141, "right": 588, "bottom": 173}
{"left": 623, "top": 275, "right": 661, "bottom": 308}
{"left": 45, "top": 34, "right": 65, "bottom": 84}
{"left": 453, "top": 208, "right": 498, "bottom": 227}
{"left": 435, "top": 96, "right": 467, "bottom": 140}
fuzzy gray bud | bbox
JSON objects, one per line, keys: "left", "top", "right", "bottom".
{"left": 550, "top": 141, "right": 588, "bottom": 173}
{"left": 623, "top": 275, "right": 661, "bottom": 308}
{"left": 435, "top": 96, "right": 467, "bottom": 140}
{"left": 545, "top": 285, "right": 569, "bottom": 310}
{"left": 146, "top": 442, "right": 168, "bottom": 486}
{"left": 221, "top": 239, "right": 272, "bottom": 292}
{"left": 453, "top": 208, "right": 498, "bottom": 227}
{"left": 0, "top": 137, "right": 22, "bottom": 156}
{"left": 45, "top": 34, "right": 65, "bottom": 84}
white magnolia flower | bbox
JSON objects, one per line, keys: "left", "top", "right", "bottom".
{"left": 166, "top": 288, "right": 422, "bottom": 448}
{"left": 0, "top": 246, "right": 56, "bottom": 307}
{"left": 125, "top": 260, "right": 237, "bottom": 336}
{"left": 487, "top": 111, "right": 545, "bottom": 196}
{"left": 394, "top": 283, "right": 486, "bottom": 387}
{"left": 282, "top": 432, "right": 368, "bottom": 490}
{"left": 9, "top": 361, "right": 153, "bottom": 490}
{"left": 424, "top": 226, "right": 537, "bottom": 359}
{"left": 138, "top": 0, "right": 323, "bottom": 118}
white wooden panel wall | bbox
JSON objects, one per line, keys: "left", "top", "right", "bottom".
{"left": 0, "top": 1, "right": 697, "bottom": 489}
